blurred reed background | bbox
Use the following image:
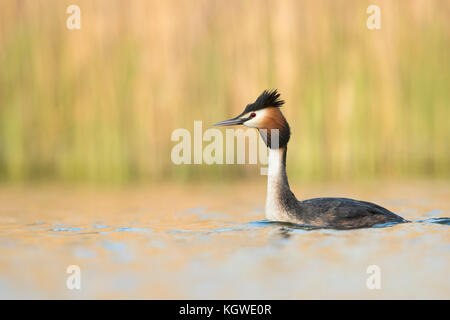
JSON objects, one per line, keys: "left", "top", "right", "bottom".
{"left": 0, "top": 0, "right": 449, "bottom": 185}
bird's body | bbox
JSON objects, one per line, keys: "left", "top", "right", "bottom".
{"left": 215, "top": 90, "right": 407, "bottom": 229}
{"left": 294, "top": 198, "right": 406, "bottom": 229}
{"left": 264, "top": 148, "right": 406, "bottom": 229}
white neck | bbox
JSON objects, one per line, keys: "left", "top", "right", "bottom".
{"left": 265, "top": 148, "right": 293, "bottom": 221}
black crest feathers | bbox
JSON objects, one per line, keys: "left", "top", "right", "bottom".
{"left": 244, "top": 89, "right": 285, "bottom": 113}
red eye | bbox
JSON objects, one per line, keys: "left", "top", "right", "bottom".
{"left": 250, "top": 113, "right": 256, "bottom": 118}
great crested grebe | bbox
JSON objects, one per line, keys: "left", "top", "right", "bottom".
{"left": 214, "top": 90, "right": 408, "bottom": 229}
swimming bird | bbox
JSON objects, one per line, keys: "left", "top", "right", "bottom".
{"left": 214, "top": 90, "right": 407, "bottom": 229}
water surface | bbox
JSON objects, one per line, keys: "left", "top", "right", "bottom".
{"left": 0, "top": 181, "right": 448, "bottom": 299}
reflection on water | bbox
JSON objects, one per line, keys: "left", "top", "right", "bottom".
{"left": 0, "top": 181, "right": 449, "bottom": 299}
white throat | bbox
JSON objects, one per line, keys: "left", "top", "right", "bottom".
{"left": 265, "top": 148, "right": 291, "bottom": 221}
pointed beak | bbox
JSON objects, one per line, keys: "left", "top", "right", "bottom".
{"left": 213, "top": 115, "right": 245, "bottom": 127}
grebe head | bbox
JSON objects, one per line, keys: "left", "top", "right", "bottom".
{"left": 214, "top": 89, "right": 290, "bottom": 148}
